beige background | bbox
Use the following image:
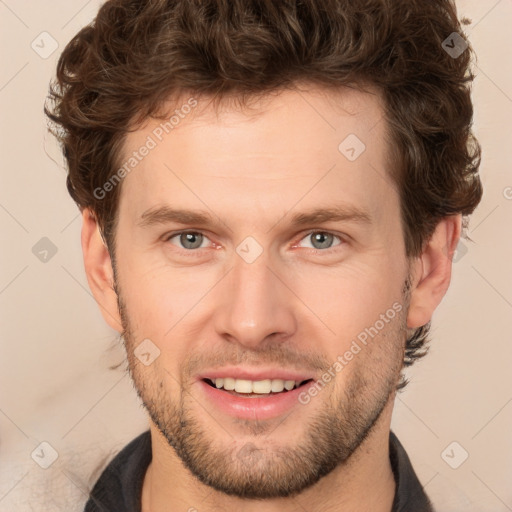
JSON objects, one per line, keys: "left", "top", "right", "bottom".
{"left": 1, "top": 0, "right": 511, "bottom": 510}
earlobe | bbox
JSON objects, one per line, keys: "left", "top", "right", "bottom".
{"left": 81, "top": 208, "right": 123, "bottom": 333}
{"left": 406, "top": 215, "right": 462, "bottom": 329}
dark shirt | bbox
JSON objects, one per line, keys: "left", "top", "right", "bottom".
{"left": 84, "top": 430, "right": 434, "bottom": 511}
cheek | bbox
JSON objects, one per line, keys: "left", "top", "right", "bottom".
{"left": 292, "top": 257, "right": 404, "bottom": 341}
{"left": 117, "top": 258, "right": 215, "bottom": 343}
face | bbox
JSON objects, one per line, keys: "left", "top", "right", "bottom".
{"left": 110, "top": 85, "right": 411, "bottom": 498}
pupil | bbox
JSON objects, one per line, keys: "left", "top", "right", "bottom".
{"left": 181, "top": 232, "right": 202, "bottom": 249}
{"left": 312, "top": 232, "right": 332, "bottom": 249}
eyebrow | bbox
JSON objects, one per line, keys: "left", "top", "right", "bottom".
{"left": 137, "top": 204, "right": 372, "bottom": 230}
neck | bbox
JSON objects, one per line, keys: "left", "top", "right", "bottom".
{"left": 142, "top": 402, "right": 396, "bottom": 512}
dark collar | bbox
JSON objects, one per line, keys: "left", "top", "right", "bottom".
{"left": 389, "top": 430, "right": 434, "bottom": 511}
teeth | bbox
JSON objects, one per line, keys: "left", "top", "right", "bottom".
{"left": 235, "top": 379, "right": 253, "bottom": 393}
{"left": 284, "top": 380, "right": 295, "bottom": 391}
{"left": 211, "top": 378, "right": 302, "bottom": 394}
{"left": 223, "top": 377, "right": 235, "bottom": 391}
{"left": 271, "top": 380, "right": 285, "bottom": 392}
{"left": 252, "top": 379, "right": 272, "bottom": 393}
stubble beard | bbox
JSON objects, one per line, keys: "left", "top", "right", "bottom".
{"left": 116, "top": 280, "right": 409, "bottom": 499}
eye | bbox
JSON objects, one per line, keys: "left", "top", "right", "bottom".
{"left": 166, "top": 231, "right": 211, "bottom": 250}
{"left": 164, "top": 230, "right": 344, "bottom": 254}
{"left": 296, "top": 231, "right": 343, "bottom": 251}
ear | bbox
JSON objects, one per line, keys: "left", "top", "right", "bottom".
{"left": 407, "top": 214, "right": 462, "bottom": 329}
{"left": 81, "top": 208, "right": 123, "bottom": 333}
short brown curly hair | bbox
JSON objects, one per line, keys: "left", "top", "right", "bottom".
{"left": 45, "top": 0, "right": 482, "bottom": 379}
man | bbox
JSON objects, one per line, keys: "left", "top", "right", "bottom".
{"left": 45, "top": 0, "right": 482, "bottom": 510}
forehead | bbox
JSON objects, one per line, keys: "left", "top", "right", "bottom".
{"left": 116, "top": 84, "right": 397, "bottom": 229}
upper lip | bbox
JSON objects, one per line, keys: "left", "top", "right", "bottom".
{"left": 198, "top": 367, "right": 316, "bottom": 383}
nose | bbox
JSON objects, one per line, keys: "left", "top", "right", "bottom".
{"left": 213, "top": 254, "right": 297, "bottom": 350}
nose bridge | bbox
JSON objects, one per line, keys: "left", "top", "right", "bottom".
{"left": 213, "top": 251, "right": 296, "bottom": 347}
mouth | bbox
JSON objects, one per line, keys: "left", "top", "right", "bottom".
{"left": 202, "top": 377, "right": 314, "bottom": 398}
{"left": 197, "top": 369, "right": 318, "bottom": 420}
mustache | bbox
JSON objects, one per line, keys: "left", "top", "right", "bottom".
{"left": 184, "top": 345, "right": 330, "bottom": 378}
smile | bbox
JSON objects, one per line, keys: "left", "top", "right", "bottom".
{"left": 199, "top": 378, "right": 316, "bottom": 420}
{"left": 204, "top": 377, "right": 312, "bottom": 395}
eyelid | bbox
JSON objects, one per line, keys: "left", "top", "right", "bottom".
{"left": 164, "top": 229, "right": 346, "bottom": 253}
{"left": 164, "top": 230, "right": 216, "bottom": 250}
{"left": 292, "top": 230, "right": 345, "bottom": 251}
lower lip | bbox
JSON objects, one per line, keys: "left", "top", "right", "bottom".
{"left": 197, "top": 380, "right": 314, "bottom": 420}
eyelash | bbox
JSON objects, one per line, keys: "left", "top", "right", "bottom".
{"left": 164, "top": 230, "right": 345, "bottom": 255}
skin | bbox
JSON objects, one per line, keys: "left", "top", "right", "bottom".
{"left": 82, "top": 83, "right": 461, "bottom": 512}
